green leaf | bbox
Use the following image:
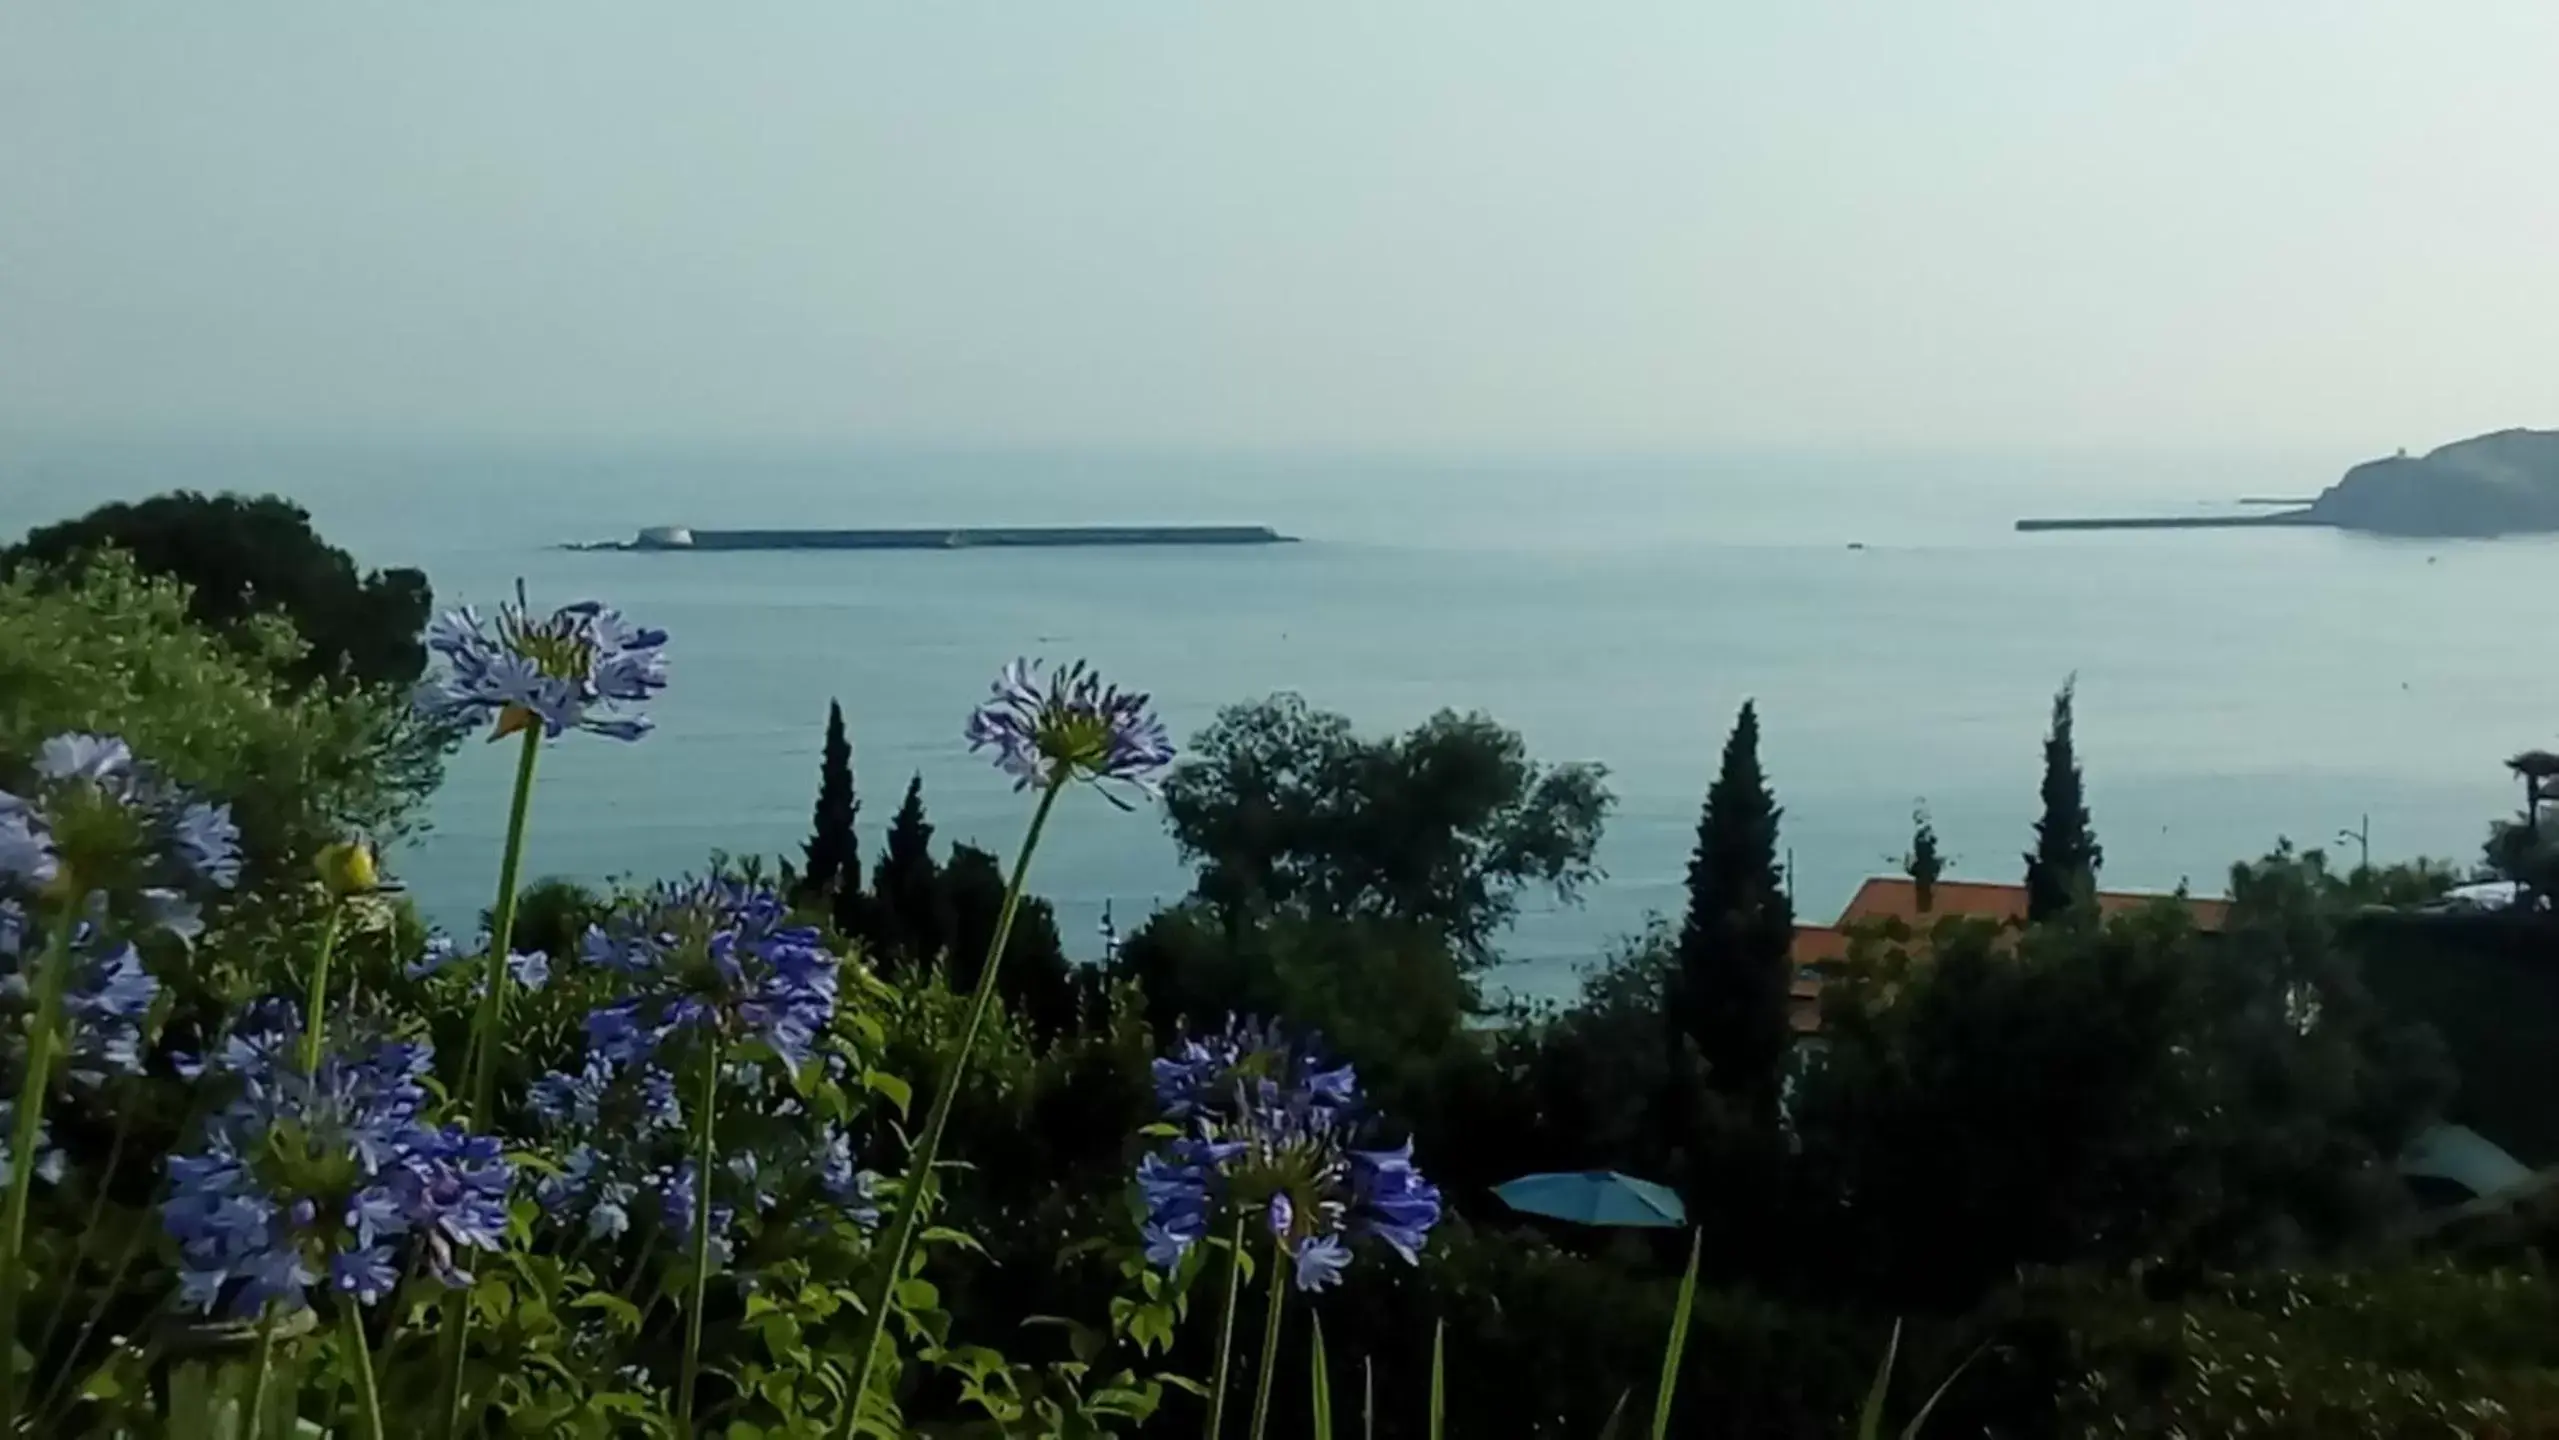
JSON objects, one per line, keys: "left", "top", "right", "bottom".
{"left": 571, "top": 1291, "right": 646, "bottom": 1336}
{"left": 1024, "top": 1314, "right": 1107, "bottom": 1365}
{"left": 918, "top": 1224, "right": 989, "bottom": 1258}
{"left": 167, "top": 1363, "right": 226, "bottom": 1440}
{"left": 1856, "top": 1319, "right": 1901, "bottom": 1440}
{"left": 1648, "top": 1228, "right": 1701, "bottom": 1440}
{"left": 1899, "top": 1337, "right": 1986, "bottom": 1440}
{"left": 862, "top": 1068, "right": 914, "bottom": 1116}
{"left": 1596, "top": 1389, "right": 1631, "bottom": 1440}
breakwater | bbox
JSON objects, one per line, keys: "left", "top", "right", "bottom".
{"left": 569, "top": 524, "right": 1296, "bottom": 552}
{"left": 2014, "top": 510, "right": 2319, "bottom": 533}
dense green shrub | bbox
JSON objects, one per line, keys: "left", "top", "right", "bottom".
{"left": 0, "top": 552, "right": 431, "bottom": 867}
{"left": 2034, "top": 1265, "right": 2559, "bottom": 1437}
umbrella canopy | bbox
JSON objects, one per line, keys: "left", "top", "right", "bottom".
{"left": 1493, "top": 1170, "right": 1687, "bottom": 1228}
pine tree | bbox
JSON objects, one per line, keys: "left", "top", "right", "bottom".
{"left": 867, "top": 774, "right": 948, "bottom": 970}
{"left": 2023, "top": 676, "right": 2103, "bottom": 924}
{"left": 1905, "top": 803, "right": 1945, "bottom": 913}
{"left": 1672, "top": 701, "right": 1795, "bottom": 1126}
{"left": 799, "top": 700, "right": 859, "bottom": 902}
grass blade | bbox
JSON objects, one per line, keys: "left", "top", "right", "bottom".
{"left": 1898, "top": 1340, "right": 1986, "bottom": 1440}
{"left": 1648, "top": 1228, "right": 1701, "bottom": 1440}
{"left": 1311, "top": 1315, "right": 1335, "bottom": 1440}
{"left": 1855, "top": 1319, "right": 1903, "bottom": 1440}
{"left": 1596, "top": 1388, "right": 1631, "bottom": 1440}
{"left": 1428, "top": 1319, "right": 1445, "bottom": 1440}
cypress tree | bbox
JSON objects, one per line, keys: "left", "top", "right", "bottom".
{"left": 1905, "top": 803, "right": 1945, "bottom": 913}
{"left": 868, "top": 775, "right": 948, "bottom": 970}
{"left": 1672, "top": 701, "right": 1795, "bottom": 1127}
{"left": 943, "top": 842, "right": 1076, "bottom": 1037}
{"left": 800, "top": 700, "right": 859, "bottom": 902}
{"left": 2023, "top": 676, "right": 2103, "bottom": 923}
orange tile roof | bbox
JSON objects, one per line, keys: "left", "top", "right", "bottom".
{"left": 1789, "top": 924, "right": 1853, "bottom": 968}
{"left": 1834, "top": 876, "right": 2229, "bottom": 932}
{"left": 1786, "top": 875, "right": 2231, "bottom": 1033}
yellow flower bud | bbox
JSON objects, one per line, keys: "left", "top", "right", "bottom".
{"left": 317, "top": 839, "right": 379, "bottom": 896}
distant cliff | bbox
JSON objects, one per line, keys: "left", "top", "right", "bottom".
{"left": 2310, "top": 429, "right": 2559, "bottom": 537}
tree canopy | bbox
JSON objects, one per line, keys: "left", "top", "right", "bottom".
{"left": 3, "top": 491, "right": 434, "bottom": 690}
{"left": 0, "top": 552, "right": 427, "bottom": 869}
{"left": 1161, "top": 693, "right": 1611, "bottom": 964}
{"left": 864, "top": 774, "right": 947, "bottom": 968}
{"left": 1794, "top": 849, "right": 2447, "bottom": 1307}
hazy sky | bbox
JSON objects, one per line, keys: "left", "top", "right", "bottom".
{"left": 6, "top": 4, "right": 2555, "bottom": 453}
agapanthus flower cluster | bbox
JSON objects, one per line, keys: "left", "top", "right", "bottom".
{"left": 577, "top": 878, "right": 838, "bottom": 1070}
{"left": 1136, "top": 1017, "right": 1443, "bottom": 1292}
{"left": 0, "top": 732, "right": 241, "bottom": 936}
{"left": 520, "top": 881, "right": 875, "bottom": 1254}
{"left": 965, "top": 659, "right": 1174, "bottom": 803}
{"left": 0, "top": 735, "right": 240, "bottom": 1092}
{"left": 160, "top": 1005, "right": 510, "bottom": 1315}
{"left": 526, "top": 1050, "right": 880, "bottom": 1255}
{"left": 416, "top": 588, "right": 667, "bottom": 742}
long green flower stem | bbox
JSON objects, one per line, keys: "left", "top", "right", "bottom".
{"left": 1204, "top": 1219, "right": 1249, "bottom": 1440}
{"left": 0, "top": 915, "right": 77, "bottom": 1432}
{"left": 676, "top": 1037, "right": 722, "bottom": 1435}
{"left": 833, "top": 779, "right": 1065, "bottom": 1440}
{"left": 341, "top": 1303, "right": 388, "bottom": 1440}
{"left": 299, "top": 900, "right": 347, "bottom": 1074}
{"left": 437, "top": 724, "right": 544, "bottom": 1440}
{"left": 461, "top": 726, "right": 545, "bottom": 1120}
{"left": 244, "top": 1310, "right": 280, "bottom": 1439}
{"left": 1247, "top": 1245, "right": 1293, "bottom": 1440}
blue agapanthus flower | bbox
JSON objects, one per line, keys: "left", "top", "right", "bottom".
{"left": 0, "top": 1099, "right": 66, "bottom": 1190}
{"left": 160, "top": 1011, "right": 511, "bottom": 1315}
{"left": 965, "top": 659, "right": 1173, "bottom": 803}
{"left": 0, "top": 804, "right": 57, "bottom": 892}
{"left": 0, "top": 735, "right": 236, "bottom": 1091}
{"left": 1151, "top": 1016, "right": 1359, "bottom": 1122}
{"left": 0, "top": 732, "right": 242, "bottom": 930}
{"left": 0, "top": 897, "right": 161, "bottom": 1085}
{"left": 1135, "top": 1018, "right": 1442, "bottom": 1293}
{"left": 61, "top": 933, "right": 158, "bottom": 1081}
{"left": 417, "top": 588, "right": 668, "bottom": 742}
{"left": 526, "top": 1049, "right": 879, "bottom": 1252}
{"left": 576, "top": 878, "right": 838, "bottom": 1070}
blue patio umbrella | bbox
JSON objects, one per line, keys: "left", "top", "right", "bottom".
{"left": 1492, "top": 1170, "right": 1688, "bottom": 1228}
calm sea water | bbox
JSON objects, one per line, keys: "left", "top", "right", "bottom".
{"left": 6, "top": 436, "right": 2549, "bottom": 1001}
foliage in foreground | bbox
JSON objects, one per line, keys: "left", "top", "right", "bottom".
{"left": 0, "top": 552, "right": 434, "bottom": 869}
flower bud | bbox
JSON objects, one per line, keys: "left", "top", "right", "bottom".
{"left": 317, "top": 839, "right": 379, "bottom": 897}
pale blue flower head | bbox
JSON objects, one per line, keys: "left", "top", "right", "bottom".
{"left": 35, "top": 733, "right": 135, "bottom": 789}
{"left": 965, "top": 658, "right": 1172, "bottom": 804}
{"left": 0, "top": 805, "right": 58, "bottom": 891}
{"left": 416, "top": 586, "right": 667, "bottom": 742}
